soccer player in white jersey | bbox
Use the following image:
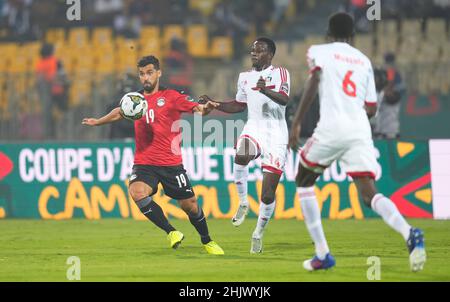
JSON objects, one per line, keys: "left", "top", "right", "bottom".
{"left": 289, "top": 13, "right": 426, "bottom": 272}
{"left": 200, "top": 37, "right": 290, "bottom": 253}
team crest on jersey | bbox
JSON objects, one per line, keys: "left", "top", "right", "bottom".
{"left": 157, "top": 98, "right": 165, "bottom": 107}
{"left": 266, "top": 76, "right": 272, "bottom": 82}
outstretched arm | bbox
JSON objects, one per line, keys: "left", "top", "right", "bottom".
{"left": 198, "top": 95, "right": 247, "bottom": 114}
{"left": 82, "top": 107, "right": 124, "bottom": 126}
{"left": 288, "top": 70, "right": 320, "bottom": 150}
{"left": 192, "top": 101, "right": 221, "bottom": 116}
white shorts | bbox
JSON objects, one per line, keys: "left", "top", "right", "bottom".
{"left": 299, "top": 136, "right": 378, "bottom": 179}
{"left": 237, "top": 124, "right": 288, "bottom": 175}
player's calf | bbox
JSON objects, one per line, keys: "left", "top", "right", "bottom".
{"left": 180, "top": 198, "right": 212, "bottom": 245}
{"left": 136, "top": 196, "right": 177, "bottom": 234}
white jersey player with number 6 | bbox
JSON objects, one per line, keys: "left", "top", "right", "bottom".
{"left": 289, "top": 12, "right": 426, "bottom": 272}
{"left": 301, "top": 40, "right": 378, "bottom": 177}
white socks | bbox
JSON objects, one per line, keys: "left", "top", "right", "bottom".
{"left": 254, "top": 201, "right": 275, "bottom": 238}
{"left": 371, "top": 193, "right": 411, "bottom": 241}
{"left": 298, "top": 186, "right": 330, "bottom": 260}
{"left": 234, "top": 163, "right": 249, "bottom": 205}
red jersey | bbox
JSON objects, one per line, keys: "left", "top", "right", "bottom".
{"left": 133, "top": 88, "right": 198, "bottom": 166}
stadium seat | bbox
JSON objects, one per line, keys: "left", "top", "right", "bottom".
{"left": 417, "top": 41, "right": 440, "bottom": 63}
{"left": 162, "top": 25, "right": 185, "bottom": 53}
{"left": 52, "top": 42, "right": 75, "bottom": 74}
{"left": 1, "top": 44, "right": 19, "bottom": 73}
{"left": 0, "top": 78, "right": 5, "bottom": 109}
{"left": 209, "top": 36, "right": 233, "bottom": 59}
{"left": 378, "top": 20, "right": 398, "bottom": 37}
{"left": 290, "top": 41, "right": 309, "bottom": 69}
{"left": 189, "top": 0, "right": 218, "bottom": 17}
{"left": 285, "top": 0, "right": 297, "bottom": 20}
{"left": 23, "top": 42, "right": 41, "bottom": 72}
{"left": 73, "top": 46, "right": 94, "bottom": 74}
{"left": 140, "top": 26, "right": 160, "bottom": 42}
{"left": 0, "top": 44, "right": 16, "bottom": 72}
{"left": 115, "top": 37, "right": 138, "bottom": 51}
{"left": 402, "top": 19, "right": 422, "bottom": 38}
{"left": 354, "top": 35, "right": 373, "bottom": 57}
{"left": 427, "top": 18, "right": 446, "bottom": 37}
{"left": 304, "top": 35, "right": 326, "bottom": 48}
{"left": 443, "top": 40, "right": 450, "bottom": 60}
{"left": 271, "top": 41, "right": 290, "bottom": 66}
{"left": 187, "top": 25, "right": 209, "bottom": 57}
{"left": 92, "top": 28, "right": 113, "bottom": 46}
{"left": 93, "top": 46, "right": 115, "bottom": 74}
{"left": 291, "top": 41, "right": 308, "bottom": 58}
{"left": 69, "top": 77, "right": 92, "bottom": 107}
{"left": 140, "top": 39, "right": 162, "bottom": 60}
{"left": 45, "top": 28, "right": 66, "bottom": 44}
{"left": 68, "top": 27, "right": 90, "bottom": 48}
{"left": 9, "top": 46, "right": 29, "bottom": 74}
{"left": 397, "top": 36, "right": 419, "bottom": 64}
{"left": 376, "top": 34, "right": 398, "bottom": 57}
{"left": 116, "top": 40, "right": 139, "bottom": 74}
{"left": 244, "top": 24, "right": 257, "bottom": 47}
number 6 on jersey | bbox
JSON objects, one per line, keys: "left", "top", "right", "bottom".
{"left": 343, "top": 70, "right": 357, "bottom": 97}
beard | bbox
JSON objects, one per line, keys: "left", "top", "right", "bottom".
{"left": 143, "top": 82, "right": 156, "bottom": 93}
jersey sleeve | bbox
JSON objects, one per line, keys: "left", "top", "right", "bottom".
{"left": 235, "top": 73, "right": 247, "bottom": 103}
{"left": 173, "top": 91, "right": 199, "bottom": 113}
{"left": 365, "top": 64, "right": 378, "bottom": 107}
{"left": 273, "top": 67, "right": 291, "bottom": 97}
{"left": 306, "top": 45, "right": 325, "bottom": 73}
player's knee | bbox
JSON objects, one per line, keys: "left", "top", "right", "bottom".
{"left": 261, "top": 193, "right": 275, "bottom": 205}
{"left": 129, "top": 185, "right": 152, "bottom": 202}
{"left": 296, "top": 172, "right": 312, "bottom": 187}
{"left": 235, "top": 154, "right": 252, "bottom": 166}
{"left": 178, "top": 197, "right": 197, "bottom": 214}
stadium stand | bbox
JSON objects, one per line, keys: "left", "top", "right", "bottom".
{"left": 0, "top": 0, "right": 448, "bottom": 140}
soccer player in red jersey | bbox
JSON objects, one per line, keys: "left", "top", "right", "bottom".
{"left": 82, "top": 56, "right": 224, "bottom": 255}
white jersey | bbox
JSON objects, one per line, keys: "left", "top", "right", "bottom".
{"left": 307, "top": 42, "right": 377, "bottom": 142}
{"left": 235, "top": 65, "right": 290, "bottom": 140}
{"left": 235, "top": 65, "right": 291, "bottom": 174}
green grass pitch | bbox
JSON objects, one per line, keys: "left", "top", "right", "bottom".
{"left": 1, "top": 218, "right": 449, "bottom": 281}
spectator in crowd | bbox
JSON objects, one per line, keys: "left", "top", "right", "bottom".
{"left": 92, "top": 0, "right": 124, "bottom": 26}
{"left": 252, "top": 0, "right": 273, "bottom": 36}
{"left": 212, "top": 0, "right": 250, "bottom": 58}
{"left": 114, "top": 6, "right": 141, "bottom": 38}
{"left": 271, "top": 0, "right": 291, "bottom": 33}
{"left": 373, "top": 52, "right": 405, "bottom": 139}
{"left": 52, "top": 60, "right": 70, "bottom": 112}
{"left": 344, "top": 0, "right": 369, "bottom": 32}
{"left": 163, "top": 38, "right": 194, "bottom": 95}
{"left": 2, "top": 0, "right": 34, "bottom": 40}
{"left": 35, "top": 43, "right": 68, "bottom": 139}
{"left": 369, "top": 66, "right": 388, "bottom": 134}
{"left": 431, "top": 0, "right": 450, "bottom": 37}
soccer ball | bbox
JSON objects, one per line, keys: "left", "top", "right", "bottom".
{"left": 119, "top": 92, "right": 148, "bottom": 121}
